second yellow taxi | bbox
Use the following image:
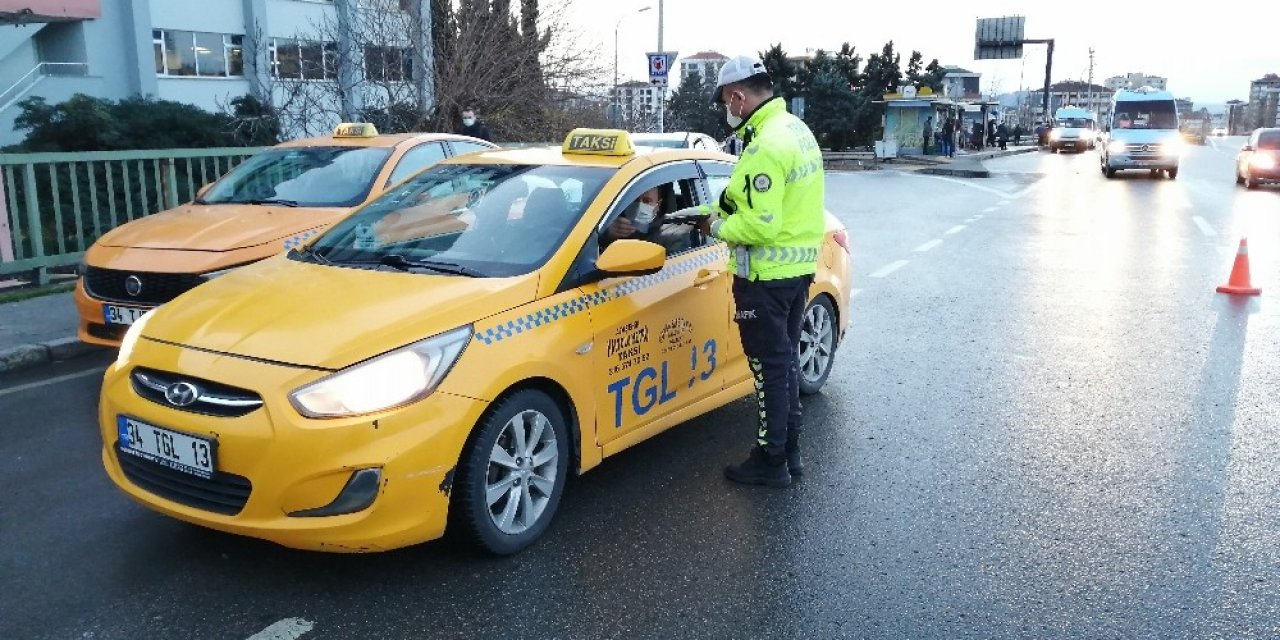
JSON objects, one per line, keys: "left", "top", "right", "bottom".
{"left": 98, "top": 129, "right": 853, "bottom": 554}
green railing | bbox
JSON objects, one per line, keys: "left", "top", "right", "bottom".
{"left": 0, "top": 147, "right": 264, "bottom": 283}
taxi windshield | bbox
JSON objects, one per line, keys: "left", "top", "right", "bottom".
{"left": 201, "top": 146, "right": 394, "bottom": 207}
{"left": 305, "top": 163, "right": 612, "bottom": 277}
{"left": 1057, "top": 118, "right": 1093, "bottom": 128}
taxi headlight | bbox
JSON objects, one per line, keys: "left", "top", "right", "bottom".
{"left": 1049, "top": 129, "right": 1061, "bottom": 140}
{"left": 1252, "top": 154, "right": 1276, "bottom": 169}
{"left": 1107, "top": 140, "right": 1128, "bottom": 154}
{"left": 289, "top": 326, "right": 472, "bottom": 418}
{"left": 1162, "top": 139, "right": 1184, "bottom": 156}
{"left": 117, "top": 309, "right": 155, "bottom": 366}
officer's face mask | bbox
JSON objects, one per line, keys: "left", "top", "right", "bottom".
{"left": 462, "top": 117, "right": 476, "bottom": 126}
{"left": 724, "top": 92, "right": 745, "bottom": 130}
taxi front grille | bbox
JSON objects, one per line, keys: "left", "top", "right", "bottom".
{"left": 117, "top": 447, "right": 252, "bottom": 515}
{"left": 84, "top": 267, "right": 204, "bottom": 305}
{"left": 131, "top": 367, "right": 264, "bottom": 418}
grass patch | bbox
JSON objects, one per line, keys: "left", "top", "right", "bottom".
{"left": 0, "top": 282, "right": 76, "bottom": 304}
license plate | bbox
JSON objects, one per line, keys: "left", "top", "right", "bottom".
{"left": 104, "top": 304, "right": 149, "bottom": 326}
{"left": 117, "top": 415, "right": 216, "bottom": 479}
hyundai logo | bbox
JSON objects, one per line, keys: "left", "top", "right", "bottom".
{"left": 1141, "top": 144, "right": 1152, "bottom": 153}
{"left": 164, "top": 382, "right": 200, "bottom": 407}
{"left": 124, "top": 275, "right": 143, "bottom": 297}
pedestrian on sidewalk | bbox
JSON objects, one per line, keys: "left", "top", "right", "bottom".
{"left": 940, "top": 117, "right": 955, "bottom": 157}
{"left": 986, "top": 119, "right": 997, "bottom": 148}
{"left": 456, "top": 107, "right": 493, "bottom": 141}
{"left": 996, "top": 122, "right": 1009, "bottom": 150}
{"left": 1013, "top": 124, "right": 1023, "bottom": 146}
{"left": 922, "top": 117, "right": 933, "bottom": 155}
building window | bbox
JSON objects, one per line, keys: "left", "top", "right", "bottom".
{"left": 271, "top": 39, "right": 338, "bottom": 80}
{"left": 154, "top": 29, "right": 243, "bottom": 77}
{"left": 364, "top": 45, "right": 412, "bottom": 82}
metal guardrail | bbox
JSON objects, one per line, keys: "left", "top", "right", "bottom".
{"left": 0, "top": 147, "right": 263, "bottom": 283}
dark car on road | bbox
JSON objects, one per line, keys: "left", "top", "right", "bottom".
{"left": 1236, "top": 128, "right": 1280, "bottom": 189}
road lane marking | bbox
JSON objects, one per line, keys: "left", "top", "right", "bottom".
{"left": 247, "top": 618, "right": 315, "bottom": 640}
{"left": 914, "top": 239, "right": 943, "bottom": 252}
{"left": 945, "top": 225, "right": 966, "bottom": 235}
{"left": 964, "top": 217, "right": 976, "bottom": 223}
{"left": 0, "top": 368, "right": 103, "bottom": 399}
{"left": 983, "top": 206, "right": 998, "bottom": 212}
{"left": 1193, "top": 216, "right": 1217, "bottom": 237}
{"left": 850, "top": 288, "right": 863, "bottom": 297}
{"left": 869, "top": 260, "right": 908, "bottom": 278}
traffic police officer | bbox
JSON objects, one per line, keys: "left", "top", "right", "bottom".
{"left": 701, "top": 55, "right": 827, "bottom": 488}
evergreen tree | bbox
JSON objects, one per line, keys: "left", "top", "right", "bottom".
{"left": 805, "top": 67, "right": 859, "bottom": 150}
{"left": 665, "top": 71, "right": 726, "bottom": 138}
{"left": 904, "top": 50, "right": 924, "bottom": 86}
{"left": 921, "top": 58, "right": 946, "bottom": 93}
{"left": 759, "top": 44, "right": 800, "bottom": 101}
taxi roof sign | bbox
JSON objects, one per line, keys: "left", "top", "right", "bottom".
{"left": 562, "top": 128, "right": 635, "bottom": 156}
{"left": 333, "top": 122, "right": 379, "bottom": 138}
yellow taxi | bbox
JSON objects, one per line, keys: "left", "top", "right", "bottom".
{"left": 98, "top": 129, "right": 852, "bottom": 554}
{"left": 76, "top": 123, "right": 495, "bottom": 346}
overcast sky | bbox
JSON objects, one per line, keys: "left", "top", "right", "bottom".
{"left": 569, "top": 0, "right": 1280, "bottom": 105}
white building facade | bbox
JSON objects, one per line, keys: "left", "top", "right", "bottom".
{"left": 0, "top": 0, "right": 429, "bottom": 145}
{"left": 1104, "top": 72, "right": 1167, "bottom": 92}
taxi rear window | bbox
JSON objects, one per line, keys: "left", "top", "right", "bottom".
{"left": 202, "top": 146, "right": 394, "bottom": 208}
{"left": 1258, "top": 131, "right": 1280, "bottom": 150}
{"left": 305, "top": 164, "right": 613, "bottom": 277}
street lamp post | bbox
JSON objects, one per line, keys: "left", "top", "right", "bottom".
{"left": 614, "top": 5, "right": 651, "bottom": 128}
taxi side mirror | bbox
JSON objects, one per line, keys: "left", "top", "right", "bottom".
{"left": 1241, "top": 144, "right": 1253, "bottom": 152}
{"left": 195, "top": 182, "right": 214, "bottom": 199}
{"left": 596, "top": 239, "right": 665, "bottom": 277}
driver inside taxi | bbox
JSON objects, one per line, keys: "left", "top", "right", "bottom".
{"left": 602, "top": 186, "right": 691, "bottom": 253}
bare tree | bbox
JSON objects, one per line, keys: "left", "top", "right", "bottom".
{"left": 230, "top": 0, "right": 608, "bottom": 142}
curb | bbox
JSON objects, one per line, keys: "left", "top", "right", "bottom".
{"left": 0, "top": 337, "right": 106, "bottom": 375}
{"left": 919, "top": 165, "right": 990, "bottom": 178}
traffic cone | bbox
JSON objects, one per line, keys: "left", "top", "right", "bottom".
{"left": 1216, "top": 237, "right": 1261, "bottom": 296}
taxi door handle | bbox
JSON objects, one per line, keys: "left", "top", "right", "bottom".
{"left": 693, "top": 269, "right": 722, "bottom": 287}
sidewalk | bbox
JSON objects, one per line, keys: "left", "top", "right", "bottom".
{"left": 0, "top": 291, "right": 103, "bottom": 374}
{"left": 899, "top": 145, "right": 1040, "bottom": 178}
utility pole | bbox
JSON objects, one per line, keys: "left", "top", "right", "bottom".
{"left": 656, "top": 0, "right": 664, "bottom": 133}
{"left": 1087, "top": 47, "right": 1095, "bottom": 113}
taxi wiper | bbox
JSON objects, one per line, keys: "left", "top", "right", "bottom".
{"left": 378, "top": 254, "right": 482, "bottom": 277}
{"left": 244, "top": 198, "right": 300, "bottom": 207}
{"left": 289, "top": 246, "right": 331, "bottom": 265}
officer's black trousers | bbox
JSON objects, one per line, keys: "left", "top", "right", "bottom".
{"left": 732, "top": 274, "right": 812, "bottom": 457}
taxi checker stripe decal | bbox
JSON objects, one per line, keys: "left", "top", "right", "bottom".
{"left": 282, "top": 229, "right": 323, "bottom": 251}
{"left": 476, "top": 246, "right": 727, "bottom": 346}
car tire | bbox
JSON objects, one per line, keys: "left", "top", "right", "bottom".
{"left": 798, "top": 296, "right": 837, "bottom": 395}
{"left": 452, "top": 388, "right": 569, "bottom": 556}
{"left": 1167, "top": 167, "right": 1178, "bottom": 180}
{"left": 1245, "top": 172, "right": 1258, "bottom": 190}
{"left": 1236, "top": 170, "right": 1244, "bottom": 185}
{"left": 1105, "top": 165, "right": 1116, "bottom": 179}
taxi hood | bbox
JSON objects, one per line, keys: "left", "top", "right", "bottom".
{"left": 96, "top": 203, "right": 348, "bottom": 251}
{"left": 143, "top": 256, "right": 539, "bottom": 369}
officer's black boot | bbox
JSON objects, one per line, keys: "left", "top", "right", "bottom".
{"left": 725, "top": 447, "right": 791, "bottom": 488}
{"left": 786, "top": 434, "right": 804, "bottom": 477}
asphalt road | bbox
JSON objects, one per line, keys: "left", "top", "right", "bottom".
{"left": 2, "top": 138, "right": 1278, "bottom": 639}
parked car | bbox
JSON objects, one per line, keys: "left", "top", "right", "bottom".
{"left": 76, "top": 124, "right": 496, "bottom": 346}
{"left": 630, "top": 132, "right": 720, "bottom": 151}
{"left": 1235, "top": 127, "right": 1280, "bottom": 189}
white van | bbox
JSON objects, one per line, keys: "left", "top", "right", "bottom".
{"left": 1049, "top": 105, "right": 1097, "bottom": 153}
{"left": 1101, "top": 87, "right": 1183, "bottom": 179}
